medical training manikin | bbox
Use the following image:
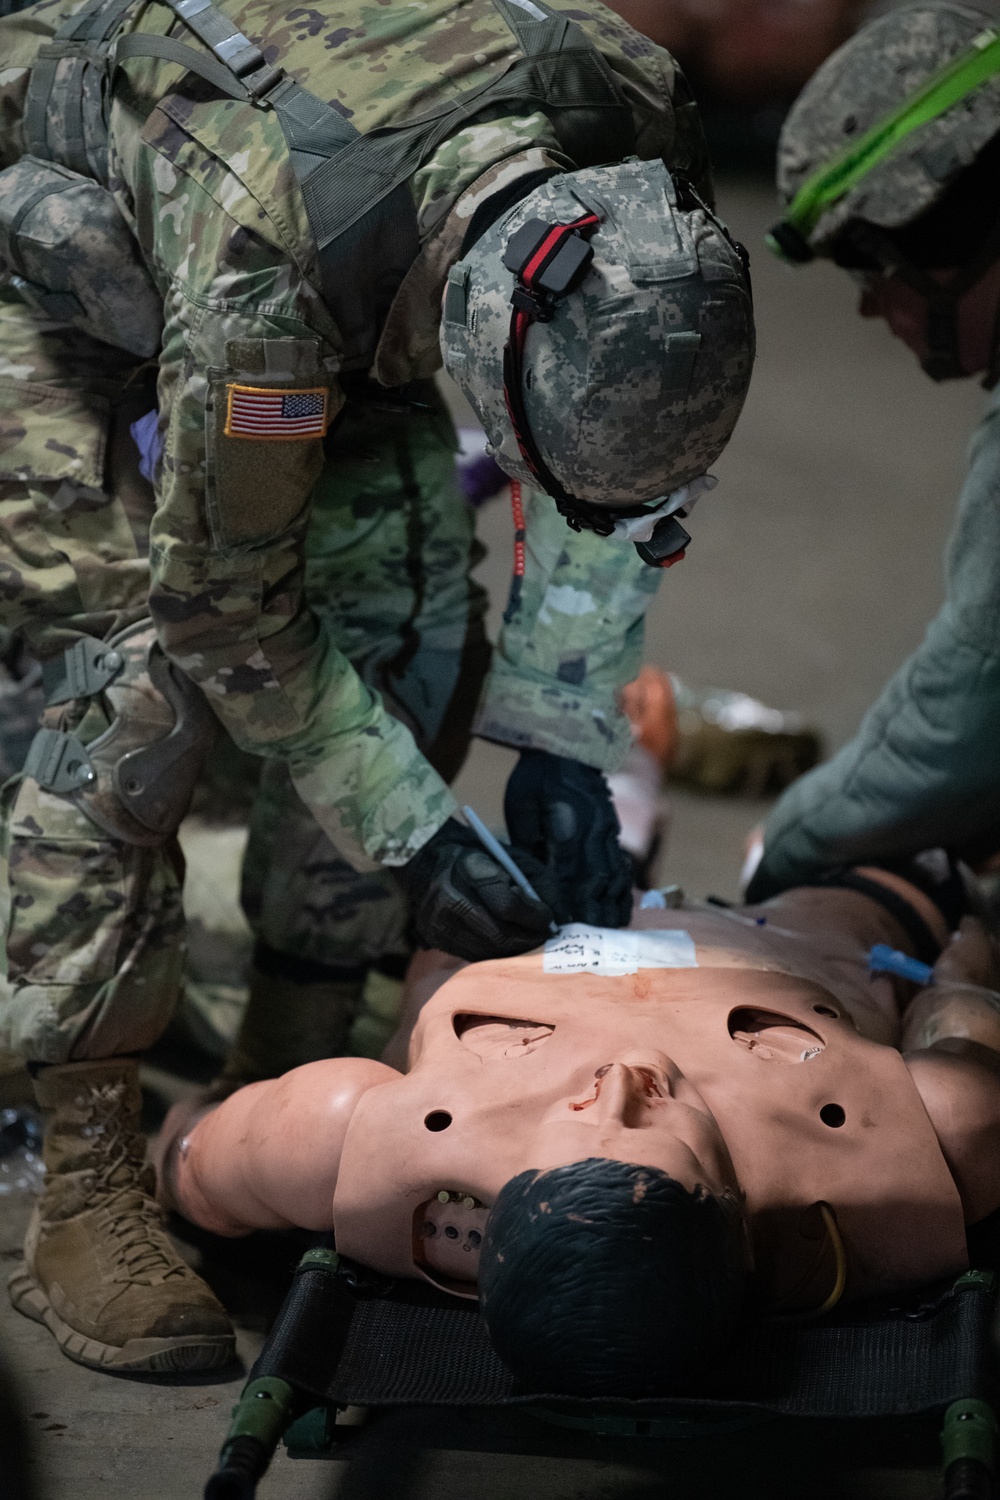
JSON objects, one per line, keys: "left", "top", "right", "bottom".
{"left": 156, "top": 866, "right": 1000, "bottom": 1394}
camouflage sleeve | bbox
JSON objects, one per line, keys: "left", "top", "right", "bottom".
{"left": 567, "top": 5, "right": 715, "bottom": 204}
{"left": 473, "top": 486, "right": 662, "bottom": 771}
{"left": 119, "top": 117, "right": 456, "bottom": 871}
{"left": 750, "top": 394, "right": 1000, "bottom": 898}
{"left": 0, "top": 8, "right": 44, "bottom": 168}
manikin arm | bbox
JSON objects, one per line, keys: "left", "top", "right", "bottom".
{"left": 157, "top": 1058, "right": 397, "bottom": 1236}
{"left": 903, "top": 919, "right": 1000, "bottom": 1224}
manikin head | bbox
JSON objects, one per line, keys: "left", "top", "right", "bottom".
{"left": 408, "top": 1045, "right": 745, "bottom": 1281}
{"left": 331, "top": 963, "right": 794, "bottom": 1391}
{"left": 479, "top": 1158, "right": 747, "bottom": 1396}
{"left": 407, "top": 1047, "right": 749, "bottom": 1394}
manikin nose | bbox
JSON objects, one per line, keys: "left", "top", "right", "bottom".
{"left": 593, "top": 1063, "right": 660, "bottom": 1127}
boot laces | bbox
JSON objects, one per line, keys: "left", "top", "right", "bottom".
{"left": 102, "top": 1192, "right": 187, "bottom": 1283}
{"left": 84, "top": 1083, "right": 187, "bottom": 1284}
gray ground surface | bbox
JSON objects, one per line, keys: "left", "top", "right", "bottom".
{"left": 0, "top": 179, "right": 991, "bottom": 1498}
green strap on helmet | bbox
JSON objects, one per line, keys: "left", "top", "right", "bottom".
{"left": 768, "top": 26, "right": 1000, "bottom": 263}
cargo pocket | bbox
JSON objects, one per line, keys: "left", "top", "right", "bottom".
{"left": 3, "top": 777, "right": 126, "bottom": 987}
{"left": 0, "top": 377, "right": 109, "bottom": 489}
{"left": 204, "top": 336, "right": 339, "bottom": 551}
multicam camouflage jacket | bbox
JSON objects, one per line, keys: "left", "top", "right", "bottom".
{"left": 0, "top": 0, "right": 712, "bottom": 870}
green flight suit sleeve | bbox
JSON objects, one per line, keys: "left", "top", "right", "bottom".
{"left": 474, "top": 485, "right": 663, "bottom": 771}
{"left": 124, "top": 123, "right": 455, "bottom": 872}
{"left": 750, "top": 391, "right": 1000, "bottom": 899}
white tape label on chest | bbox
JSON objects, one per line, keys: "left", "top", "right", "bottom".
{"left": 543, "top": 925, "right": 698, "bottom": 977}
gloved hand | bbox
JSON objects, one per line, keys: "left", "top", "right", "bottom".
{"left": 503, "top": 749, "right": 633, "bottom": 927}
{"left": 400, "top": 818, "right": 557, "bottom": 962}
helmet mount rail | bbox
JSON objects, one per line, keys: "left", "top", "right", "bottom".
{"left": 500, "top": 212, "right": 692, "bottom": 568}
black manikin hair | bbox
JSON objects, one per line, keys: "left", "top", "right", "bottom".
{"left": 835, "top": 130, "right": 1000, "bottom": 271}
{"left": 478, "top": 1158, "right": 747, "bottom": 1398}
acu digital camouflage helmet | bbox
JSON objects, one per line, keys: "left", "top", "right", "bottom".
{"left": 772, "top": 5, "right": 1000, "bottom": 382}
{"left": 440, "top": 160, "right": 755, "bottom": 554}
{"left": 774, "top": 4, "right": 1000, "bottom": 258}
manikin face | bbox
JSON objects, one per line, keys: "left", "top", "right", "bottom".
{"left": 856, "top": 260, "right": 1000, "bottom": 376}
{"left": 334, "top": 950, "right": 968, "bottom": 1305}
{"left": 333, "top": 962, "right": 822, "bottom": 1290}
{"left": 413, "top": 1046, "right": 738, "bottom": 1285}
{"left": 529, "top": 1052, "right": 735, "bottom": 1186}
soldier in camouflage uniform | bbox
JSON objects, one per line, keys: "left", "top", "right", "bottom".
{"left": 0, "top": 0, "right": 754, "bottom": 1372}
{"left": 747, "top": 3, "right": 1000, "bottom": 903}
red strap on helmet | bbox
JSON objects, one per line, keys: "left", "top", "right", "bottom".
{"left": 499, "top": 208, "right": 695, "bottom": 571}
{"left": 518, "top": 214, "right": 600, "bottom": 301}
{"left": 501, "top": 212, "right": 603, "bottom": 527}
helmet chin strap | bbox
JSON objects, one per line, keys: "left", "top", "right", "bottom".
{"left": 849, "top": 220, "right": 1000, "bottom": 383}
{"left": 500, "top": 210, "right": 693, "bottom": 566}
{"left": 921, "top": 288, "right": 966, "bottom": 382}
{"left": 983, "top": 283, "right": 1000, "bottom": 391}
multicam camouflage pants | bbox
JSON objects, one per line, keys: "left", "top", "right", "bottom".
{"left": 0, "top": 289, "right": 487, "bottom": 1062}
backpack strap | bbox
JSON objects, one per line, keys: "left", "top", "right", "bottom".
{"left": 24, "top": 0, "right": 140, "bottom": 180}
{"left": 113, "top": 32, "right": 256, "bottom": 102}
{"left": 140, "top": 0, "right": 284, "bottom": 99}
{"left": 491, "top": 0, "right": 574, "bottom": 55}
{"left": 116, "top": 0, "right": 636, "bottom": 369}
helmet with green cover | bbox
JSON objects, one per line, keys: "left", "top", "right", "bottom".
{"left": 769, "top": 4, "right": 1000, "bottom": 381}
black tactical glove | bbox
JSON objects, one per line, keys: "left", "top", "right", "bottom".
{"left": 400, "top": 818, "right": 557, "bottom": 962}
{"left": 504, "top": 749, "right": 633, "bottom": 927}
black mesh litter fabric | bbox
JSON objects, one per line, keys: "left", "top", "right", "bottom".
{"left": 333, "top": 1295, "right": 514, "bottom": 1407}
{"left": 262, "top": 1263, "right": 993, "bottom": 1420}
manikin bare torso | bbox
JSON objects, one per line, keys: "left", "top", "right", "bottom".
{"left": 159, "top": 876, "right": 1000, "bottom": 1312}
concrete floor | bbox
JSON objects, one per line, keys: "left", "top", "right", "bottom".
{"left": 0, "top": 178, "right": 992, "bottom": 1498}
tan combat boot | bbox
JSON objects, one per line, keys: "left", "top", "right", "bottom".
{"left": 9, "top": 1057, "right": 235, "bottom": 1373}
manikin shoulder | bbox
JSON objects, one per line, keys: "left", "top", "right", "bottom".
{"left": 176, "top": 1057, "right": 398, "bottom": 1235}
{"left": 905, "top": 1044, "right": 1000, "bottom": 1225}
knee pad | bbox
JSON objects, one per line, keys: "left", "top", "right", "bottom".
{"left": 21, "top": 621, "right": 216, "bottom": 846}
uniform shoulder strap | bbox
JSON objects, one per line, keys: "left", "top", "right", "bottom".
{"left": 24, "top": 0, "right": 141, "bottom": 180}
{"left": 115, "top": 0, "right": 635, "bottom": 369}
{"left": 492, "top": 0, "right": 574, "bottom": 54}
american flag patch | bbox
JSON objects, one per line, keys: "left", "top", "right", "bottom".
{"left": 225, "top": 384, "right": 329, "bottom": 441}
